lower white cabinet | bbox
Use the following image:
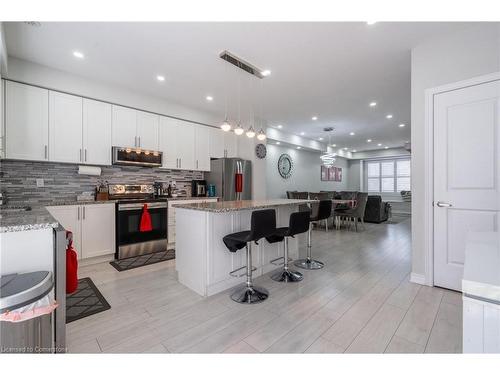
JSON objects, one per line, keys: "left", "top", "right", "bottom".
{"left": 463, "top": 295, "right": 500, "bottom": 353}
{"left": 167, "top": 198, "right": 217, "bottom": 249}
{"left": 47, "top": 203, "right": 115, "bottom": 260}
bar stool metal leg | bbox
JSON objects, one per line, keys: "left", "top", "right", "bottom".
{"left": 271, "top": 237, "right": 303, "bottom": 282}
{"left": 294, "top": 223, "right": 325, "bottom": 270}
{"left": 231, "top": 243, "right": 269, "bottom": 304}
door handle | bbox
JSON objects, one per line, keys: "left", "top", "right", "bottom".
{"left": 436, "top": 201, "right": 453, "bottom": 208}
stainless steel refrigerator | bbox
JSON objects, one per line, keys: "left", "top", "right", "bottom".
{"left": 206, "top": 158, "right": 252, "bottom": 201}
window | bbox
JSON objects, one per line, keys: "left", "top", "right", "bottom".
{"left": 366, "top": 158, "right": 411, "bottom": 193}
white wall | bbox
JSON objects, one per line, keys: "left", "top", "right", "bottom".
{"left": 411, "top": 24, "right": 500, "bottom": 279}
{"left": 347, "top": 160, "right": 361, "bottom": 191}
{"left": 5, "top": 57, "right": 220, "bottom": 126}
{"left": 266, "top": 144, "right": 349, "bottom": 198}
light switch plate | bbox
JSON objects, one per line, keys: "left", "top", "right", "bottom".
{"left": 36, "top": 178, "right": 44, "bottom": 188}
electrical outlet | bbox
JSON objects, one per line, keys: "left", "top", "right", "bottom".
{"left": 36, "top": 178, "right": 45, "bottom": 188}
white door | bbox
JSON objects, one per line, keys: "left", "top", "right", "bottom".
{"left": 83, "top": 99, "right": 112, "bottom": 165}
{"left": 209, "top": 127, "right": 225, "bottom": 158}
{"left": 80, "top": 204, "right": 115, "bottom": 259}
{"left": 5, "top": 81, "right": 49, "bottom": 161}
{"left": 177, "top": 122, "right": 195, "bottom": 170}
{"left": 47, "top": 205, "right": 82, "bottom": 259}
{"left": 434, "top": 80, "right": 500, "bottom": 291}
{"left": 194, "top": 125, "right": 211, "bottom": 171}
{"left": 136, "top": 110, "right": 159, "bottom": 150}
{"left": 49, "top": 91, "right": 83, "bottom": 163}
{"left": 159, "top": 116, "right": 179, "bottom": 169}
{"left": 112, "top": 105, "right": 137, "bottom": 148}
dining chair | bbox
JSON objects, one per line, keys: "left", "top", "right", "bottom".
{"left": 339, "top": 192, "right": 369, "bottom": 231}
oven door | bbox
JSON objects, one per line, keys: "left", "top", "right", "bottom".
{"left": 116, "top": 202, "right": 167, "bottom": 259}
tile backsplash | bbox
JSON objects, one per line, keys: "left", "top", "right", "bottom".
{"left": 0, "top": 160, "right": 203, "bottom": 205}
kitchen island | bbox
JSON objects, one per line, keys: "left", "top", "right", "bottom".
{"left": 174, "top": 199, "right": 312, "bottom": 297}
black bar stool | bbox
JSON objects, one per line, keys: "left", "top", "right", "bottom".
{"left": 294, "top": 200, "right": 332, "bottom": 270}
{"left": 222, "top": 209, "right": 276, "bottom": 304}
{"left": 265, "top": 210, "right": 311, "bottom": 282}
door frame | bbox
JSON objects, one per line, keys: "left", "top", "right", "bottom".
{"left": 421, "top": 71, "right": 500, "bottom": 287}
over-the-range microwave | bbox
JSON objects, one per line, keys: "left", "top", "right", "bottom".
{"left": 112, "top": 146, "right": 163, "bottom": 167}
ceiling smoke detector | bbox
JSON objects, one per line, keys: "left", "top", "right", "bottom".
{"left": 219, "top": 50, "right": 269, "bottom": 79}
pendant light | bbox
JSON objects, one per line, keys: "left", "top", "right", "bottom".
{"left": 220, "top": 62, "right": 231, "bottom": 132}
{"left": 256, "top": 79, "right": 266, "bottom": 141}
{"left": 234, "top": 71, "right": 244, "bottom": 136}
{"left": 320, "top": 127, "right": 337, "bottom": 166}
{"left": 246, "top": 76, "right": 256, "bottom": 138}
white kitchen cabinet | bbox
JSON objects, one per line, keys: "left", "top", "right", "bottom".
{"left": 83, "top": 99, "right": 112, "bottom": 165}
{"left": 46, "top": 205, "right": 82, "bottom": 259}
{"left": 80, "top": 204, "right": 115, "bottom": 258}
{"left": 49, "top": 91, "right": 83, "bottom": 163}
{"left": 47, "top": 203, "right": 115, "bottom": 260}
{"left": 159, "top": 116, "right": 195, "bottom": 170}
{"left": 5, "top": 81, "right": 49, "bottom": 161}
{"left": 209, "top": 127, "right": 225, "bottom": 158}
{"left": 112, "top": 105, "right": 137, "bottom": 148}
{"left": 136, "top": 110, "right": 159, "bottom": 150}
{"left": 224, "top": 131, "right": 238, "bottom": 157}
{"left": 194, "top": 125, "right": 210, "bottom": 171}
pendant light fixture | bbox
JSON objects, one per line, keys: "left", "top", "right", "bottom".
{"left": 320, "top": 127, "right": 337, "bottom": 166}
{"left": 246, "top": 126, "right": 256, "bottom": 138}
{"left": 234, "top": 72, "right": 244, "bottom": 135}
{"left": 246, "top": 77, "right": 256, "bottom": 138}
{"left": 256, "top": 79, "right": 266, "bottom": 141}
{"left": 220, "top": 62, "right": 231, "bottom": 132}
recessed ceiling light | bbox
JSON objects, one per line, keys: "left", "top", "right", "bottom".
{"left": 352, "top": 149, "right": 357, "bottom": 152}
{"left": 277, "top": 125, "right": 283, "bottom": 129}
{"left": 366, "top": 21, "right": 377, "bottom": 25}
{"left": 385, "top": 146, "right": 389, "bottom": 149}
{"left": 331, "top": 144, "right": 336, "bottom": 147}
{"left": 399, "top": 123, "right": 406, "bottom": 127}
{"left": 276, "top": 142, "right": 280, "bottom": 145}
{"left": 318, "top": 137, "right": 324, "bottom": 141}
{"left": 297, "top": 146, "right": 301, "bottom": 149}
{"left": 300, "top": 132, "right": 305, "bottom": 136}
{"left": 367, "top": 139, "right": 372, "bottom": 143}
{"left": 386, "top": 114, "right": 393, "bottom": 119}
{"left": 206, "top": 96, "right": 213, "bottom": 101}
{"left": 349, "top": 132, "right": 355, "bottom": 136}
{"left": 378, "top": 143, "right": 382, "bottom": 147}
{"left": 369, "top": 101, "right": 377, "bottom": 107}
{"left": 261, "top": 70, "right": 271, "bottom": 77}
{"left": 73, "top": 51, "right": 84, "bottom": 59}
{"left": 343, "top": 147, "right": 348, "bottom": 150}
{"left": 156, "top": 75, "right": 165, "bottom": 82}
{"left": 312, "top": 116, "right": 318, "bottom": 121}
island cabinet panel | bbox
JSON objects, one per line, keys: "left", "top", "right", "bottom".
{"left": 175, "top": 203, "right": 303, "bottom": 297}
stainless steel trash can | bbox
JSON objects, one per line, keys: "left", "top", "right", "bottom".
{"left": 0, "top": 271, "right": 54, "bottom": 354}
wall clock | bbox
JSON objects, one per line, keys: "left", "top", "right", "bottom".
{"left": 278, "top": 153, "right": 293, "bottom": 179}
{"left": 255, "top": 143, "right": 267, "bottom": 159}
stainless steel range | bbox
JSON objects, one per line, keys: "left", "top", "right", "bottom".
{"left": 109, "top": 184, "right": 168, "bottom": 260}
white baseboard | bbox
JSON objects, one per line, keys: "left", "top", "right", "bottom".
{"left": 410, "top": 272, "right": 426, "bottom": 285}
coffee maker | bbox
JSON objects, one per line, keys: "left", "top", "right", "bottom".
{"left": 191, "top": 180, "right": 207, "bottom": 197}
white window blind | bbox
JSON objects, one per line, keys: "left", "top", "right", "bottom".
{"left": 366, "top": 158, "right": 411, "bottom": 193}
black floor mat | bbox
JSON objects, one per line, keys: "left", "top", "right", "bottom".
{"left": 66, "top": 278, "right": 110, "bottom": 323}
{"left": 109, "top": 249, "right": 175, "bottom": 272}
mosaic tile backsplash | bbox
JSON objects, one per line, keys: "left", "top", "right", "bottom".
{"left": 0, "top": 160, "right": 204, "bottom": 205}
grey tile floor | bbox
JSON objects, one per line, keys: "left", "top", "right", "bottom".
{"left": 67, "top": 218, "right": 462, "bottom": 353}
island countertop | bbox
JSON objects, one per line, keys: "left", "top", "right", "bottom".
{"left": 174, "top": 199, "right": 313, "bottom": 213}
{"left": 0, "top": 206, "right": 59, "bottom": 233}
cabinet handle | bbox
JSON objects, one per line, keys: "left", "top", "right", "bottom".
{"left": 196, "top": 160, "right": 199, "bottom": 169}
{"left": 79, "top": 149, "right": 82, "bottom": 162}
{"left": 77, "top": 206, "right": 80, "bottom": 221}
{"left": 44, "top": 145, "right": 48, "bottom": 159}
{"left": 83, "top": 206, "right": 86, "bottom": 220}
{"left": 134, "top": 136, "right": 137, "bottom": 147}
{"left": 180, "top": 159, "right": 182, "bottom": 168}
{"left": 85, "top": 149, "right": 87, "bottom": 162}
{"left": 138, "top": 137, "right": 141, "bottom": 147}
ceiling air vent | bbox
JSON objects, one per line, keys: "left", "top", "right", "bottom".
{"left": 219, "top": 50, "right": 267, "bottom": 79}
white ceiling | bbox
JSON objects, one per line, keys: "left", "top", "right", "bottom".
{"left": 4, "top": 22, "right": 473, "bottom": 152}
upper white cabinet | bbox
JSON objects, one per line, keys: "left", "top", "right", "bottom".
{"left": 5, "top": 81, "right": 49, "bottom": 161}
{"left": 112, "top": 105, "right": 137, "bottom": 148}
{"left": 83, "top": 99, "right": 112, "bottom": 165}
{"left": 194, "top": 125, "right": 210, "bottom": 171}
{"left": 136, "top": 110, "right": 159, "bottom": 150}
{"left": 209, "top": 127, "right": 225, "bottom": 158}
{"left": 159, "top": 116, "right": 195, "bottom": 170}
{"left": 49, "top": 91, "right": 83, "bottom": 163}
{"left": 111, "top": 105, "right": 159, "bottom": 149}
{"left": 224, "top": 131, "right": 238, "bottom": 157}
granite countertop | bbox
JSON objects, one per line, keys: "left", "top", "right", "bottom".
{"left": 463, "top": 232, "right": 500, "bottom": 303}
{"left": 174, "top": 199, "right": 314, "bottom": 213}
{"left": 0, "top": 206, "right": 59, "bottom": 233}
